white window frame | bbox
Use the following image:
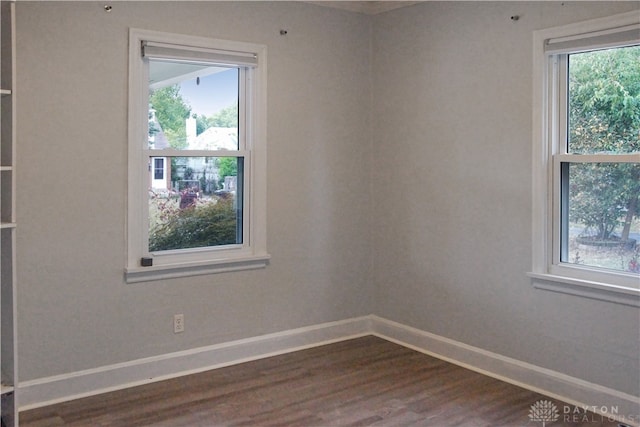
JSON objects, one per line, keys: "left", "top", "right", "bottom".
{"left": 126, "top": 29, "right": 269, "bottom": 283}
{"left": 529, "top": 11, "right": 640, "bottom": 307}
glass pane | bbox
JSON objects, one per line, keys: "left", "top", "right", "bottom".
{"left": 148, "top": 60, "right": 239, "bottom": 151}
{"left": 568, "top": 45, "right": 640, "bottom": 154}
{"left": 562, "top": 162, "right": 640, "bottom": 273}
{"left": 153, "top": 158, "right": 164, "bottom": 180}
{"left": 148, "top": 156, "right": 243, "bottom": 252}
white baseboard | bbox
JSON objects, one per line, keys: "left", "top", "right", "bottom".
{"left": 370, "top": 315, "right": 640, "bottom": 427}
{"left": 19, "top": 315, "right": 639, "bottom": 426}
{"left": 18, "top": 316, "right": 372, "bottom": 411}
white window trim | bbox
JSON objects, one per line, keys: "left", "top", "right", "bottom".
{"left": 529, "top": 11, "right": 640, "bottom": 307}
{"left": 126, "top": 28, "right": 269, "bottom": 283}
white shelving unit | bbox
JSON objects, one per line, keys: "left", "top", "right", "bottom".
{"left": 0, "top": 1, "right": 17, "bottom": 426}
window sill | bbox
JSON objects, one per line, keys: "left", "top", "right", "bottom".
{"left": 527, "top": 272, "right": 640, "bottom": 307}
{"left": 125, "top": 254, "right": 270, "bottom": 283}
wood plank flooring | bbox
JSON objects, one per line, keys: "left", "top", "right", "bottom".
{"left": 20, "top": 336, "right": 625, "bottom": 427}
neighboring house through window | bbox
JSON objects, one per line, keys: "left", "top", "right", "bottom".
{"left": 127, "top": 29, "right": 269, "bottom": 282}
{"left": 530, "top": 11, "right": 640, "bottom": 306}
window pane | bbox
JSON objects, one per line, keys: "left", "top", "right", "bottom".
{"left": 148, "top": 60, "right": 239, "bottom": 151}
{"left": 149, "top": 156, "right": 243, "bottom": 252}
{"left": 561, "top": 162, "right": 640, "bottom": 273}
{"left": 568, "top": 45, "right": 640, "bottom": 154}
{"left": 153, "top": 158, "right": 164, "bottom": 180}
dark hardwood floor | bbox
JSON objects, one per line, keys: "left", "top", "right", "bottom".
{"left": 20, "top": 336, "right": 625, "bottom": 427}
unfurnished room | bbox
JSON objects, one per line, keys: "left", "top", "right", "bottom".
{"left": 0, "top": 1, "right": 638, "bottom": 426}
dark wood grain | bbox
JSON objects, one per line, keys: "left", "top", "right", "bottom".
{"left": 20, "top": 336, "right": 624, "bottom": 426}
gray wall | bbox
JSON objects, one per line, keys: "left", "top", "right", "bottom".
{"left": 372, "top": 2, "right": 640, "bottom": 396}
{"left": 16, "top": 1, "right": 374, "bottom": 381}
{"left": 15, "top": 0, "right": 640, "bottom": 401}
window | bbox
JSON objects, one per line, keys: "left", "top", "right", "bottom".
{"left": 153, "top": 158, "right": 164, "bottom": 180}
{"left": 127, "top": 29, "right": 268, "bottom": 282}
{"left": 530, "top": 12, "right": 640, "bottom": 305}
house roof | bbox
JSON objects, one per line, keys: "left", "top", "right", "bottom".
{"left": 189, "top": 127, "right": 238, "bottom": 151}
{"left": 153, "top": 128, "right": 171, "bottom": 150}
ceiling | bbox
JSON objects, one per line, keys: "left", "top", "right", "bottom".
{"left": 305, "top": 1, "right": 423, "bottom": 15}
